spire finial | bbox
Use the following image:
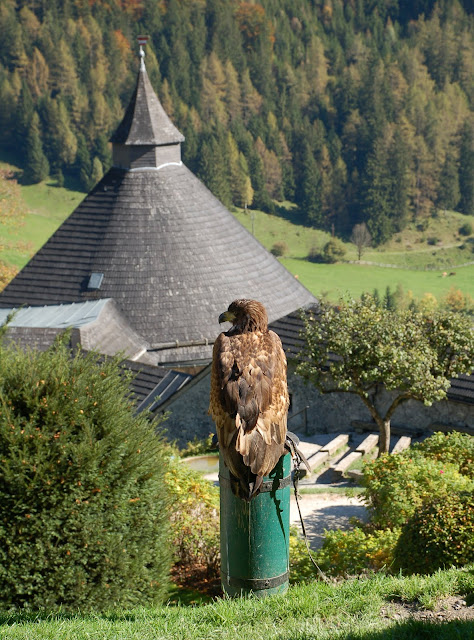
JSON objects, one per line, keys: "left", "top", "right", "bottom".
{"left": 137, "top": 35, "right": 150, "bottom": 71}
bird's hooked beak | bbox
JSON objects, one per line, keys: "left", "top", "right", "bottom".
{"left": 219, "top": 310, "right": 236, "bottom": 324}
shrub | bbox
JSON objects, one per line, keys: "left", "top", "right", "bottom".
{"left": 307, "top": 246, "right": 323, "bottom": 263}
{"left": 427, "top": 236, "right": 440, "bottom": 245}
{"left": 179, "top": 433, "right": 216, "bottom": 458}
{"left": 416, "top": 220, "right": 429, "bottom": 232}
{"left": 316, "top": 527, "right": 400, "bottom": 577}
{"left": 270, "top": 241, "right": 288, "bottom": 257}
{"left": 412, "top": 431, "right": 474, "bottom": 478}
{"left": 394, "top": 492, "right": 474, "bottom": 574}
{"left": 0, "top": 338, "right": 172, "bottom": 611}
{"left": 166, "top": 454, "right": 220, "bottom": 580}
{"left": 322, "top": 238, "right": 346, "bottom": 263}
{"left": 362, "top": 450, "right": 473, "bottom": 529}
{"left": 289, "top": 526, "right": 315, "bottom": 584}
{"left": 459, "top": 222, "right": 473, "bottom": 236}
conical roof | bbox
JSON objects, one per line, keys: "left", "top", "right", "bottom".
{"left": 0, "top": 49, "right": 316, "bottom": 365}
{"left": 110, "top": 60, "right": 184, "bottom": 146}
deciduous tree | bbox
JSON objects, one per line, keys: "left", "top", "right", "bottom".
{"left": 351, "top": 222, "right": 372, "bottom": 260}
{"left": 297, "top": 297, "right": 474, "bottom": 455}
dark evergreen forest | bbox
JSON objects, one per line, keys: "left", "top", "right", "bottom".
{"left": 0, "top": 0, "right": 473, "bottom": 243}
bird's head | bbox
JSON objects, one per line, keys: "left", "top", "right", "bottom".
{"left": 219, "top": 299, "right": 268, "bottom": 334}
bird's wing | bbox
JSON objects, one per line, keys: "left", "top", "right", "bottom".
{"left": 209, "top": 333, "right": 233, "bottom": 428}
{"left": 235, "top": 330, "right": 289, "bottom": 476}
{"left": 210, "top": 330, "right": 288, "bottom": 479}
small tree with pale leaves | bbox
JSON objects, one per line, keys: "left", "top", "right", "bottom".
{"left": 351, "top": 222, "right": 372, "bottom": 260}
{"left": 297, "top": 297, "right": 474, "bottom": 455}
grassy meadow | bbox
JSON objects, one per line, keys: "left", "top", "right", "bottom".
{"left": 0, "top": 158, "right": 84, "bottom": 269}
{"left": 234, "top": 206, "right": 474, "bottom": 302}
{"left": 280, "top": 259, "right": 474, "bottom": 302}
{"left": 1, "top": 566, "right": 473, "bottom": 639}
{"left": 1, "top": 157, "right": 474, "bottom": 303}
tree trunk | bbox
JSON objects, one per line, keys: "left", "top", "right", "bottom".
{"left": 377, "top": 418, "right": 391, "bottom": 456}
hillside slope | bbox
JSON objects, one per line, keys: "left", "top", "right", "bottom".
{"left": 0, "top": 0, "right": 472, "bottom": 244}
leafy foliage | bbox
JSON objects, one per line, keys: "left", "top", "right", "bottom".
{"left": 0, "top": 338, "right": 172, "bottom": 611}
{"left": 459, "top": 222, "right": 473, "bottom": 236}
{"left": 394, "top": 492, "right": 474, "bottom": 574}
{"left": 313, "top": 433, "right": 474, "bottom": 577}
{"left": 288, "top": 526, "right": 317, "bottom": 584}
{"left": 321, "top": 238, "right": 346, "bottom": 263}
{"left": 178, "top": 433, "right": 216, "bottom": 458}
{"left": 317, "top": 527, "right": 400, "bottom": 577}
{"left": 165, "top": 453, "right": 220, "bottom": 580}
{"left": 297, "top": 297, "right": 474, "bottom": 453}
{"left": 362, "top": 451, "right": 474, "bottom": 529}
{"left": 270, "top": 241, "right": 288, "bottom": 257}
{"left": 412, "top": 431, "right": 474, "bottom": 478}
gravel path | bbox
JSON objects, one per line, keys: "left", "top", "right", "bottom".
{"left": 290, "top": 489, "right": 368, "bottom": 549}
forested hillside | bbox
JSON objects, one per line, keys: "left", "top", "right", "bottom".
{"left": 0, "top": 0, "right": 473, "bottom": 243}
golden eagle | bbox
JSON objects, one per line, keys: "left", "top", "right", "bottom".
{"left": 209, "top": 299, "right": 289, "bottom": 501}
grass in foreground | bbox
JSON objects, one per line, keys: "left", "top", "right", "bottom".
{"left": 1, "top": 566, "right": 473, "bottom": 639}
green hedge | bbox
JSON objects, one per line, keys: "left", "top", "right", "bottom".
{"left": 313, "top": 433, "right": 474, "bottom": 577}
{"left": 362, "top": 449, "right": 473, "bottom": 529}
{"left": 395, "top": 491, "right": 474, "bottom": 574}
{"left": 0, "top": 337, "right": 172, "bottom": 611}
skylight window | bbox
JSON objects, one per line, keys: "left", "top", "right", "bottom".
{"left": 88, "top": 272, "right": 104, "bottom": 290}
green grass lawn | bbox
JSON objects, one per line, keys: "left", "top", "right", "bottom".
{"left": 234, "top": 206, "right": 474, "bottom": 268}
{"left": 280, "top": 258, "right": 474, "bottom": 302}
{"left": 1, "top": 567, "right": 473, "bottom": 639}
{"left": 0, "top": 157, "right": 84, "bottom": 269}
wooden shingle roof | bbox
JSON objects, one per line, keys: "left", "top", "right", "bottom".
{"left": 0, "top": 52, "right": 316, "bottom": 365}
{"left": 110, "top": 64, "right": 184, "bottom": 146}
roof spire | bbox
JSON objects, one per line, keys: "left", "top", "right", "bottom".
{"left": 110, "top": 35, "right": 184, "bottom": 166}
{"left": 137, "top": 35, "right": 149, "bottom": 71}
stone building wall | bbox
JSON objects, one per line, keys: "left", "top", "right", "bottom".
{"left": 160, "top": 369, "right": 216, "bottom": 447}
{"left": 288, "top": 371, "right": 474, "bottom": 436}
{"left": 159, "top": 365, "right": 474, "bottom": 447}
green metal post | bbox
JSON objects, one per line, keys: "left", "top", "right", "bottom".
{"left": 219, "top": 452, "right": 291, "bottom": 597}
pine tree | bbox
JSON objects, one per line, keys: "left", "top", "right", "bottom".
{"left": 437, "top": 150, "right": 460, "bottom": 212}
{"left": 75, "top": 133, "right": 92, "bottom": 192}
{"left": 247, "top": 146, "right": 273, "bottom": 213}
{"left": 23, "top": 111, "right": 49, "bottom": 184}
{"left": 299, "top": 146, "right": 323, "bottom": 227}
{"left": 372, "top": 288, "right": 381, "bottom": 307}
{"left": 361, "top": 136, "right": 393, "bottom": 245}
{"left": 459, "top": 121, "right": 474, "bottom": 215}
{"left": 90, "top": 156, "right": 103, "bottom": 189}
{"left": 15, "top": 80, "right": 34, "bottom": 157}
{"left": 387, "top": 128, "right": 410, "bottom": 232}
{"left": 0, "top": 72, "right": 16, "bottom": 147}
{"left": 228, "top": 132, "right": 249, "bottom": 208}
{"left": 197, "top": 132, "right": 232, "bottom": 209}
{"left": 383, "top": 286, "right": 396, "bottom": 311}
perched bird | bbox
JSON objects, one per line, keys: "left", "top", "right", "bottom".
{"left": 209, "top": 299, "right": 289, "bottom": 501}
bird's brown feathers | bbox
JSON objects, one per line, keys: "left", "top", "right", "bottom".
{"left": 209, "top": 300, "right": 289, "bottom": 500}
